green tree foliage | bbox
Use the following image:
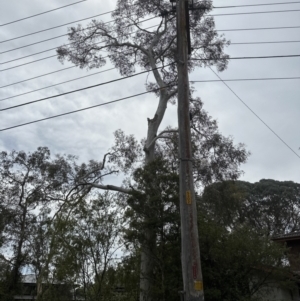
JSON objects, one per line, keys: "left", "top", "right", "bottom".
{"left": 121, "top": 159, "right": 297, "bottom": 301}
{"left": 0, "top": 147, "right": 74, "bottom": 296}
{"left": 57, "top": 0, "right": 229, "bottom": 85}
{"left": 55, "top": 1, "right": 244, "bottom": 298}
{"left": 201, "top": 179, "right": 300, "bottom": 235}
{"left": 124, "top": 158, "right": 181, "bottom": 301}
{"left": 53, "top": 192, "right": 123, "bottom": 301}
{"left": 0, "top": 147, "right": 298, "bottom": 301}
{"left": 198, "top": 179, "right": 300, "bottom": 300}
{"left": 110, "top": 255, "right": 141, "bottom": 301}
{"left": 199, "top": 216, "right": 290, "bottom": 301}
{"left": 0, "top": 147, "right": 121, "bottom": 299}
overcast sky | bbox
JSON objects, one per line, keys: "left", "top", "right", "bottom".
{"left": 0, "top": 0, "right": 299, "bottom": 185}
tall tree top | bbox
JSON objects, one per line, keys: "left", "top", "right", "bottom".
{"left": 57, "top": 0, "right": 229, "bottom": 96}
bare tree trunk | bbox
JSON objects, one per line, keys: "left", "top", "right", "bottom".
{"left": 139, "top": 228, "right": 156, "bottom": 301}
{"left": 36, "top": 276, "right": 43, "bottom": 301}
{"left": 139, "top": 93, "right": 169, "bottom": 301}
{"left": 9, "top": 205, "right": 27, "bottom": 295}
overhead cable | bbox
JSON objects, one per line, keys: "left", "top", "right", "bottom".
{"left": 2, "top": 53, "right": 300, "bottom": 73}
{"left": 3, "top": 37, "right": 300, "bottom": 66}
{"left": 0, "top": 52, "right": 298, "bottom": 89}
{"left": 0, "top": 23, "right": 159, "bottom": 85}
{"left": 3, "top": 23, "right": 299, "bottom": 55}
{"left": 0, "top": 11, "right": 115, "bottom": 44}
{"left": 0, "top": 0, "right": 87, "bottom": 27}
{"left": 0, "top": 23, "right": 157, "bottom": 72}
{"left": 1, "top": 55, "right": 58, "bottom": 72}
{"left": 213, "top": 1, "right": 300, "bottom": 9}
{"left": 0, "top": 67, "right": 115, "bottom": 102}
{"left": 191, "top": 77, "right": 300, "bottom": 83}
{"left": 1, "top": 34, "right": 68, "bottom": 53}
{"left": 0, "top": 67, "right": 76, "bottom": 89}
{"left": 0, "top": 86, "right": 173, "bottom": 132}
{"left": 0, "top": 64, "right": 173, "bottom": 112}
{"left": 0, "top": 8, "right": 157, "bottom": 45}
{"left": 1, "top": 19, "right": 158, "bottom": 62}
{"left": 0, "top": 55, "right": 300, "bottom": 106}
{"left": 2, "top": 6, "right": 299, "bottom": 49}
{"left": 1, "top": 16, "right": 158, "bottom": 55}
{"left": 230, "top": 40, "right": 300, "bottom": 45}
{"left": 190, "top": 54, "right": 300, "bottom": 61}
{"left": 218, "top": 25, "right": 300, "bottom": 32}
{"left": 210, "top": 9, "right": 300, "bottom": 16}
{"left": 3, "top": 75, "right": 300, "bottom": 103}
{"left": 208, "top": 67, "right": 300, "bottom": 160}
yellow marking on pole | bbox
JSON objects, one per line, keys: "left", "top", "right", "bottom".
{"left": 194, "top": 281, "right": 203, "bottom": 291}
{"left": 186, "top": 190, "right": 192, "bottom": 204}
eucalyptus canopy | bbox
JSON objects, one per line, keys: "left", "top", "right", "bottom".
{"left": 56, "top": 1, "right": 235, "bottom": 299}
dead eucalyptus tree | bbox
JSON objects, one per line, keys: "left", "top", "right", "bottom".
{"left": 57, "top": 0, "right": 230, "bottom": 299}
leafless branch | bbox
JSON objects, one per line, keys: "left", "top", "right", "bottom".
{"left": 78, "top": 182, "right": 132, "bottom": 194}
{"left": 158, "top": 35, "right": 176, "bottom": 58}
{"left": 129, "top": 16, "right": 157, "bottom": 35}
{"left": 145, "top": 130, "right": 178, "bottom": 151}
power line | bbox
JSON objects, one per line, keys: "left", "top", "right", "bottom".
{"left": 1, "top": 23, "right": 299, "bottom": 84}
{"left": 0, "top": 18, "right": 115, "bottom": 54}
{"left": 3, "top": 71, "right": 300, "bottom": 103}
{"left": 231, "top": 40, "right": 300, "bottom": 45}
{"left": 0, "top": 3, "right": 289, "bottom": 43}
{"left": 191, "top": 77, "right": 300, "bottom": 83}
{"left": 2, "top": 7, "right": 299, "bottom": 52}
{"left": 0, "top": 52, "right": 298, "bottom": 95}
{"left": 191, "top": 54, "right": 300, "bottom": 61}
{"left": 0, "top": 23, "right": 158, "bottom": 72}
{"left": 2, "top": 49, "right": 61, "bottom": 65}
{"left": 1, "top": 55, "right": 57, "bottom": 72}
{"left": 0, "top": 66, "right": 76, "bottom": 89}
{"left": 0, "top": 41, "right": 298, "bottom": 90}
{"left": 1, "top": 34, "right": 68, "bottom": 54}
{"left": 0, "top": 64, "right": 173, "bottom": 112}
{"left": 2, "top": 53, "right": 300, "bottom": 73}
{"left": 0, "top": 23, "right": 160, "bottom": 87}
{"left": 3, "top": 1, "right": 300, "bottom": 43}
{"left": 0, "top": 4, "right": 156, "bottom": 45}
{"left": 0, "top": 67, "right": 115, "bottom": 102}
{"left": 1, "top": 20, "right": 158, "bottom": 65}
{"left": 0, "top": 16, "right": 158, "bottom": 55}
{"left": 210, "top": 9, "right": 300, "bottom": 16}
{"left": 213, "top": 1, "right": 300, "bottom": 9}
{"left": 218, "top": 25, "right": 300, "bottom": 32}
{"left": 2, "top": 0, "right": 299, "bottom": 41}
{"left": 4, "top": 38, "right": 300, "bottom": 67}
{"left": 0, "top": 86, "right": 171, "bottom": 132}
{"left": 208, "top": 67, "right": 300, "bottom": 160}
{"left": 1, "top": 0, "right": 298, "bottom": 30}
{"left": 2, "top": 55, "right": 299, "bottom": 105}
{"left": 3, "top": 23, "right": 299, "bottom": 56}
{"left": 0, "top": 0, "right": 87, "bottom": 27}
{"left": 0, "top": 11, "right": 115, "bottom": 44}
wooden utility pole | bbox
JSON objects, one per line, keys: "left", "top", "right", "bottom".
{"left": 176, "top": 0, "right": 204, "bottom": 300}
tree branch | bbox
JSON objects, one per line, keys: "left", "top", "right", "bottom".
{"left": 78, "top": 182, "right": 132, "bottom": 194}
{"left": 100, "top": 27, "right": 148, "bottom": 55}
{"left": 129, "top": 16, "right": 157, "bottom": 35}
{"left": 144, "top": 130, "right": 178, "bottom": 151}
{"left": 158, "top": 35, "right": 176, "bottom": 59}
{"left": 167, "top": 88, "right": 178, "bottom": 99}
